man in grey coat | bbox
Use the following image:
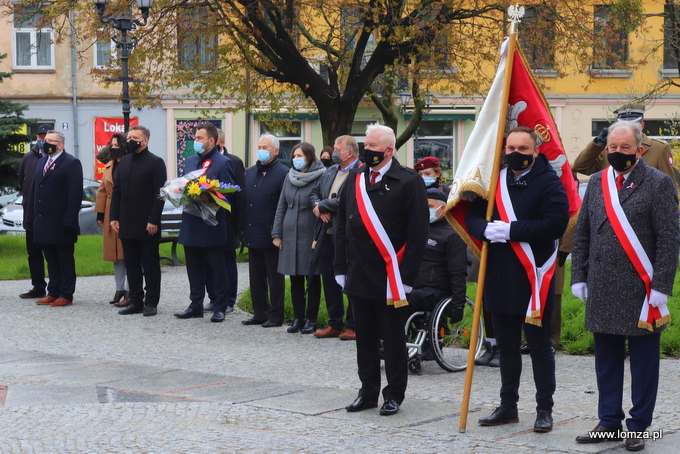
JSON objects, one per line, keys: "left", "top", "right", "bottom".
{"left": 571, "top": 121, "right": 680, "bottom": 451}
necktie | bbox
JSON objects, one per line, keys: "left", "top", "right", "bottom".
{"left": 43, "top": 157, "right": 53, "bottom": 176}
{"left": 370, "top": 170, "right": 379, "bottom": 185}
{"left": 616, "top": 175, "right": 624, "bottom": 191}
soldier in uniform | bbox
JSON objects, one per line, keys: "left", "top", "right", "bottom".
{"left": 572, "top": 104, "right": 676, "bottom": 185}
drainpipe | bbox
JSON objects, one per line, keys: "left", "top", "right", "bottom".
{"left": 70, "top": 10, "right": 79, "bottom": 160}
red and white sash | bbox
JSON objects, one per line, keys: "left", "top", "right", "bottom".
{"left": 601, "top": 167, "right": 671, "bottom": 331}
{"left": 496, "top": 168, "right": 558, "bottom": 326}
{"left": 355, "top": 172, "right": 408, "bottom": 308}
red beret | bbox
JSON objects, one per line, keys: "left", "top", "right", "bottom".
{"left": 414, "top": 156, "right": 440, "bottom": 171}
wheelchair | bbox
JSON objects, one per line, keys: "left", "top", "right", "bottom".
{"left": 405, "top": 295, "right": 484, "bottom": 374}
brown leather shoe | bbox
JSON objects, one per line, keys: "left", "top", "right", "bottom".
{"left": 575, "top": 425, "right": 623, "bottom": 443}
{"left": 36, "top": 296, "right": 57, "bottom": 306}
{"left": 314, "top": 327, "right": 343, "bottom": 338}
{"left": 114, "top": 297, "right": 130, "bottom": 307}
{"left": 339, "top": 329, "right": 356, "bottom": 341}
{"left": 625, "top": 436, "right": 645, "bottom": 451}
{"left": 50, "top": 297, "right": 73, "bottom": 307}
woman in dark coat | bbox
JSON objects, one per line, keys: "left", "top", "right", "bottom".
{"left": 272, "top": 142, "right": 326, "bottom": 334}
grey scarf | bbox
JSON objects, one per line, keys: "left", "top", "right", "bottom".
{"left": 288, "top": 160, "right": 326, "bottom": 187}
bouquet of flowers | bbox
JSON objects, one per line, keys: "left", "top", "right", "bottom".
{"left": 160, "top": 169, "right": 240, "bottom": 226}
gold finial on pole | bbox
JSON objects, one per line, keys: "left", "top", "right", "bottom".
{"left": 508, "top": 4, "right": 525, "bottom": 35}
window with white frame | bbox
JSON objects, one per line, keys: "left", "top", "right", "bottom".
{"left": 260, "top": 121, "right": 302, "bottom": 166}
{"left": 13, "top": 5, "right": 54, "bottom": 69}
{"left": 94, "top": 34, "right": 116, "bottom": 68}
{"left": 177, "top": 8, "right": 217, "bottom": 68}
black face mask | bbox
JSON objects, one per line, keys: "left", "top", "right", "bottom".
{"left": 505, "top": 152, "right": 534, "bottom": 171}
{"left": 110, "top": 147, "right": 122, "bottom": 159}
{"left": 320, "top": 158, "right": 332, "bottom": 168}
{"left": 44, "top": 142, "right": 58, "bottom": 155}
{"left": 127, "top": 140, "right": 143, "bottom": 153}
{"left": 608, "top": 151, "right": 637, "bottom": 172}
{"left": 363, "top": 148, "right": 386, "bottom": 167}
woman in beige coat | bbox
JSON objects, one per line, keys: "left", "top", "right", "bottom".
{"left": 95, "top": 133, "right": 129, "bottom": 306}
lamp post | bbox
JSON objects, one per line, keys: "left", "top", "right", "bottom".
{"left": 93, "top": 0, "right": 153, "bottom": 132}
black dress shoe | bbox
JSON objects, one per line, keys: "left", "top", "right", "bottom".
{"left": 19, "top": 288, "right": 47, "bottom": 299}
{"left": 575, "top": 424, "right": 622, "bottom": 443}
{"left": 262, "top": 320, "right": 282, "bottom": 328}
{"left": 242, "top": 317, "right": 265, "bottom": 325}
{"left": 379, "top": 400, "right": 400, "bottom": 416}
{"left": 203, "top": 302, "right": 215, "bottom": 312}
{"left": 533, "top": 410, "right": 553, "bottom": 432}
{"left": 119, "top": 305, "right": 144, "bottom": 315}
{"left": 478, "top": 406, "right": 519, "bottom": 426}
{"left": 287, "top": 319, "right": 303, "bottom": 333}
{"left": 174, "top": 308, "right": 203, "bottom": 319}
{"left": 211, "top": 311, "right": 225, "bottom": 322}
{"left": 143, "top": 307, "right": 157, "bottom": 317}
{"left": 345, "top": 396, "right": 378, "bottom": 412}
{"left": 520, "top": 343, "right": 530, "bottom": 354}
{"left": 300, "top": 319, "right": 316, "bottom": 334}
{"left": 625, "top": 436, "right": 645, "bottom": 451}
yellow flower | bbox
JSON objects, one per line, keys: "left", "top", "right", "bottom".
{"left": 198, "top": 175, "right": 208, "bottom": 184}
{"left": 187, "top": 182, "right": 201, "bottom": 195}
{"left": 210, "top": 180, "right": 220, "bottom": 189}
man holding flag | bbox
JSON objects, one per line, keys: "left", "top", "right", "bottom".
{"left": 571, "top": 121, "right": 679, "bottom": 451}
{"left": 465, "top": 126, "right": 568, "bottom": 432}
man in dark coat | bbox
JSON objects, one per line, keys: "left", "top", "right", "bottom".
{"left": 110, "top": 125, "right": 166, "bottom": 317}
{"left": 466, "top": 126, "right": 569, "bottom": 433}
{"left": 309, "top": 134, "right": 361, "bottom": 339}
{"left": 26, "top": 130, "right": 83, "bottom": 307}
{"left": 174, "top": 123, "right": 236, "bottom": 323}
{"left": 240, "top": 134, "right": 289, "bottom": 327}
{"left": 17, "top": 123, "right": 51, "bottom": 299}
{"left": 571, "top": 121, "right": 680, "bottom": 451}
{"left": 407, "top": 188, "right": 467, "bottom": 317}
{"left": 334, "top": 124, "right": 429, "bottom": 416}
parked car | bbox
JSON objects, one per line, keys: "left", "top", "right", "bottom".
{"left": 0, "top": 191, "right": 19, "bottom": 208}
{"left": 0, "top": 182, "right": 103, "bottom": 236}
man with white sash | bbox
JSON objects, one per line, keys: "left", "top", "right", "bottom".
{"left": 571, "top": 121, "right": 679, "bottom": 451}
{"left": 466, "top": 126, "right": 569, "bottom": 433}
{"left": 334, "top": 124, "right": 428, "bottom": 416}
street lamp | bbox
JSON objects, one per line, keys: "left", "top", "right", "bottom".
{"left": 93, "top": 0, "right": 153, "bottom": 132}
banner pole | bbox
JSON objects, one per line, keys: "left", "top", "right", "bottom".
{"left": 459, "top": 29, "right": 518, "bottom": 433}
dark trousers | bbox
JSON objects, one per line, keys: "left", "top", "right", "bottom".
{"left": 225, "top": 249, "right": 238, "bottom": 307}
{"left": 248, "top": 247, "right": 285, "bottom": 323}
{"left": 351, "top": 296, "right": 408, "bottom": 404}
{"left": 185, "top": 245, "right": 229, "bottom": 313}
{"left": 205, "top": 247, "right": 237, "bottom": 308}
{"left": 25, "top": 230, "right": 46, "bottom": 291}
{"left": 594, "top": 332, "right": 660, "bottom": 432}
{"left": 290, "top": 274, "right": 321, "bottom": 321}
{"left": 121, "top": 238, "right": 161, "bottom": 308}
{"left": 317, "top": 235, "right": 353, "bottom": 330}
{"left": 492, "top": 310, "right": 555, "bottom": 412}
{"left": 42, "top": 243, "right": 76, "bottom": 300}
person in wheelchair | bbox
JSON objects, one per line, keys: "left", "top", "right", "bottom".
{"left": 406, "top": 188, "right": 467, "bottom": 351}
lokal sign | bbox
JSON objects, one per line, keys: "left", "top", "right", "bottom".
{"left": 93, "top": 117, "right": 138, "bottom": 180}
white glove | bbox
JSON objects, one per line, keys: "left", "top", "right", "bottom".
{"left": 335, "top": 275, "right": 346, "bottom": 289}
{"left": 484, "top": 223, "right": 506, "bottom": 243}
{"left": 490, "top": 220, "right": 511, "bottom": 240}
{"left": 649, "top": 289, "right": 668, "bottom": 308}
{"left": 571, "top": 282, "right": 588, "bottom": 302}
{"left": 403, "top": 284, "right": 413, "bottom": 294}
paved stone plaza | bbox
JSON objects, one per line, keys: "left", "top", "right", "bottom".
{"left": 0, "top": 264, "right": 678, "bottom": 453}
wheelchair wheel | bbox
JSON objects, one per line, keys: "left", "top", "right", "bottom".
{"left": 405, "top": 312, "right": 428, "bottom": 363}
{"left": 408, "top": 358, "right": 423, "bottom": 375}
{"left": 428, "top": 296, "right": 484, "bottom": 372}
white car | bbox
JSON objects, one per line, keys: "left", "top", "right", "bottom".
{"left": 0, "top": 183, "right": 103, "bottom": 236}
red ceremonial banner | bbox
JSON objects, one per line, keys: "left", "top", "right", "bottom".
{"left": 93, "top": 117, "right": 138, "bottom": 181}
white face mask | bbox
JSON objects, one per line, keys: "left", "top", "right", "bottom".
{"left": 429, "top": 208, "right": 440, "bottom": 224}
